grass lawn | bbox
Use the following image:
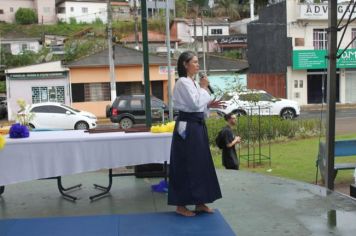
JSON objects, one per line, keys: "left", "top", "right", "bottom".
{"left": 211, "top": 133, "right": 356, "bottom": 184}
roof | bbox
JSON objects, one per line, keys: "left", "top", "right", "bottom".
{"left": 199, "top": 55, "right": 248, "bottom": 72}
{"left": 5, "top": 61, "right": 68, "bottom": 73}
{"left": 0, "top": 37, "right": 41, "bottom": 42}
{"left": 68, "top": 44, "right": 175, "bottom": 68}
{"left": 120, "top": 31, "right": 180, "bottom": 43}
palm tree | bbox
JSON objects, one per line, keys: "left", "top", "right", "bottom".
{"left": 214, "top": 0, "right": 240, "bottom": 20}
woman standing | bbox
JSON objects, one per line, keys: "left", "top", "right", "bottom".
{"left": 168, "top": 51, "right": 223, "bottom": 217}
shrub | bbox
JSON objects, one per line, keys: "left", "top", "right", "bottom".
{"left": 206, "top": 116, "right": 322, "bottom": 146}
{"left": 15, "top": 8, "right": 38, "bottom": 25}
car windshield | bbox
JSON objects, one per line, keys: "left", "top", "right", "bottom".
{"left": 61, "top": 104, "right": 80, "bottom": 113}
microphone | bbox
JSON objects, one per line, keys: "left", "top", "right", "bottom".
{"left": 199, "top": 73, "right": 214, "bottom": 94}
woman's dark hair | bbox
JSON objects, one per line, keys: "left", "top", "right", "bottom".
{"left": 224, "top": 113, "right": 234, "bottom": 121}
{"left": 177, "top": 51, "right": 196, "bottom": 77}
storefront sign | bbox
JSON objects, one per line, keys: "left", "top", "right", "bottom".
{"left": 293, "top": 49, "right": 356, "bottom": 70}
{"left": 299, "top": 4, "right": 356, "bottom": 20}
{"left": 8, "top": 72, "right": 67, "bottom": 80}
{"left": 159, "top": 66, "right": 175, "bottom": 75}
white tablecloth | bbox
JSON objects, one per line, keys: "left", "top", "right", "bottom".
{"left": 0, "top": 130, "right": 172, "bottom": 186}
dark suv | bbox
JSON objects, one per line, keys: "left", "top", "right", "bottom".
{"left": 107, "top": 95, "right": 176, "bottom": 129}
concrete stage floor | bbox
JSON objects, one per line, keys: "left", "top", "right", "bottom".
{"left": 1, "top": 170, "right": 355, "bottom": 236}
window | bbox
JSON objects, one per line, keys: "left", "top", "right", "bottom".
{"left": 313, "top": 29, "right": 327, "bottom": 50}
{"left": 10, "top": 7, "right": 13, "bottom": 13}
{"left": 84, "top": 83, "right": 110, "bottom": 102}
{"left": 130, "top": 99, "right": 142, "bottom": 109}
{"left": 82, "top": 7, "right": 88, "bottom": 13}
{"left": 32, "top": 86, "right": 65, "bottom": 104}
{"left": 70, "top": 7, "right": 74, "bottom": 12}
{"left": 151, "top": 99, "right": 165, "bottom": 109}
{"left": 352, "top": 28, "right": 356, "bottom": 48}
{"left": 299, "top": 80, "right": 303, "bottom": 88}
{"left": 22, "top": 44, "right": 28, "bottom": 51}
{"left": 259, "top": 93, "right": 274, "bottom": 101}
{"left": 31, "top": 106, "right": 50, "bottom": 113}
{"left": 211, "top": 29, "right": 223, "bottom": 35}
{"left": 46, "top": 106, "right": 67, "bottom": 114}
{"left": 118, "top": 100, "right": 128, "bottom": 109}
{"left": 43, "top": 7, "right": 50, "bottom": 14}
{"left": 294, "top": 80, "right": 298, "bottom": 88}
{"left": 0, "top": 9, "right": 4, "bottom": 14}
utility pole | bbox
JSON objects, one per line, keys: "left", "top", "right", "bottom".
{"left": 201, "top": 15, "right": 206, "bottom": 73}
{"left": 325, "top": 0, "right": 337, "bottom": 190}
{"left": 193, "top": 18, "right": 197, "bottom": 53}
{"left": 133, "top": 0, "right": 139, "bottom": 49}
{"left": 165, "top": 0, "right": 173, "bottom": 121}
{"left": 141, "top": 0, "right": 152, "bottom": 126}
{"left": 250, "top": 0, "right": 255, "bottom": 21}
{"left": 107, "top": 0, "right": 116, "bottom": 102}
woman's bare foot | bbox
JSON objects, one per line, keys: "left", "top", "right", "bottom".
{"left": 176, "top": 206, "right": 196, "bottom": 217}
{"left": 195, "top": 204, "right": 214, "bottom": 213}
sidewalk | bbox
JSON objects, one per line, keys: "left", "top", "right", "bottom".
{"left": 301, "top": 103, "right": 356, "bottom": 111}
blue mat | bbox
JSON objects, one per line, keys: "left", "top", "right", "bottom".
{"left": 0, "top": 210, "right": 235, "bottom": 236}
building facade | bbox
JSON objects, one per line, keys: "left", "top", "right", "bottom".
{"left": 0, "top": 0, "right": 56, "bottom": 24}
{"left": 288, "top": 0, "right": 356, "bottom": 105}
{"left": 56, "top": 0, "right": 107, "bottom": 23}
{"left": 5, "top": 61, "right": 70, "bottom": 120}
{"left": 247, "top": 1, "right": 291, "bottom": 98}
{"left": 0, "top": 37, "right": 42, "bottom": 55}
{"left": 248, "top": 0, "right": 356, "bottom": 104}
{"left": 67, "top": 45, "right": 175, "bottom": 117}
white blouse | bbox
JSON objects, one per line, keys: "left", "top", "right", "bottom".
{"left": 173, "top": 76, "right": 212, "bottom": 116}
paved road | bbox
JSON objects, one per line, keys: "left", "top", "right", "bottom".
{"left": 300, "top": 109, "right": 356, "bottom": 135}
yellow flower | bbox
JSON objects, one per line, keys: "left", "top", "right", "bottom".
{"left": 0, "top": 135, "right": 6, "bottom": 150}
{"left": 150, "top": 126, "right": 160, "bottom": 133}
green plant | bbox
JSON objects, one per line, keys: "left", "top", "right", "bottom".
{"left": 15, "top": 99, "right": 34, "bottom": 126}
{"left": 15, "top": 8, "right": 38, "bottom": 25}
{"left": 206, "top": 116, "right": 322, "bottom": 146}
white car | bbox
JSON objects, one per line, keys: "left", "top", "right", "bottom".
{"left": 23, "top": 102, "right": 97, "bottom": 130}
{"left": 217, "top": 90, "right": 300, "bottom": 119}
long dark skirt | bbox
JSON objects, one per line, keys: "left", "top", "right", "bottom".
{"left": 168, "top": 111, "right": 222, "bottom": 206}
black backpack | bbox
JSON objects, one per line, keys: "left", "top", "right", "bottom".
{"left": 215, "top": 129, "right": 226, "bottom": 149}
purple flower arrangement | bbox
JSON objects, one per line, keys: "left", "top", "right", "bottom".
{"left": 9, "top": 123, "right": 30, "bottom": 138}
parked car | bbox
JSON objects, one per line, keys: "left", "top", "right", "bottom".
{"left": 107, "top": 95, "right": 177, "bottom": 129}
{"left": 22, "top": 102, "right": 97, "bottom": 130}
{"left": 0, "top": 100, "right": 7, "bottom": 119}
{"left": 217, "top": 90, "right": 300, "bottom": 119}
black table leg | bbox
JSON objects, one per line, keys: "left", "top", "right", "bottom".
{"left": 164, "top": 161, "right": 168, "bottom": 183}
{"left": 56, "top": 176, "right": 82, "bottom": 201}
{"left": 0, "top": 186, "right": 4, "bottom": 195}
{"left": 90, "top": 169, "right": 134, "bottom": 201}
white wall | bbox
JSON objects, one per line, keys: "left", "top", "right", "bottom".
{"left": 57, "top": 1, "right": 107, "bottom": 24}
{"left": 34, "top": 0, "right": 56, "bottom": 24}
{"left": 6, "top": 79, "right": 70, "bottom": 120}
{"left": 0, "top": 0, "right": 34, "bottom": 23}
{"left": 8, "top": 41, "right": 42, "bottom": 55}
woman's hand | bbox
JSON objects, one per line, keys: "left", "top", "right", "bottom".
{"left": 208, "top": 99, "right": 225, "bottom": 109}
{"left": 199, "top": 75, "right": 209, "bottom": 90}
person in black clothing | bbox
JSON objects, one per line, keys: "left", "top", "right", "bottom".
{"left": 221, "top": 113, "right": 241, "bottom": 170}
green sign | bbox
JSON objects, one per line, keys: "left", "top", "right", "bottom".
{"left": 293, "top": 49, "right": 356, "bottom": 70}
{"left": 8, "top": 72, "right": 67, "bottom": 80}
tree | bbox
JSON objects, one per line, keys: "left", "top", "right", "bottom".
{"left": 15, "top": 8, "right": 38, "bottom": 25}
{"left": 213, "top": 0, "right": 240, "bottom": 20}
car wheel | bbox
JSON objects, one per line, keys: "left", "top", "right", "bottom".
{"left": 281, "top": 108, "right": 296, "bottom": 120}
{"left": 232, "top": 110, "right": 246, "bottom": 117}
{"left": 75, "top": 121, "right": 89, "bottom": 130}
{"left": 120, "top": 117, "right": 133, "bottom": 129}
